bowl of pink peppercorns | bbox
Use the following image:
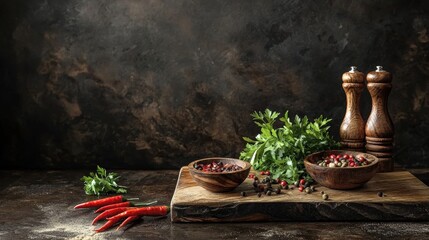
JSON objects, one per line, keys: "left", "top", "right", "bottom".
{"left": 304, "top": 150, "right": 379, "bottom": 190}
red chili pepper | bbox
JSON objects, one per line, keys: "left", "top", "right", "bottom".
{"left": 94, "top": 200, "right": 158, "bottom": 213}
{"left": 95, "top": 218, "right": 120, "bottom": 233}
{"left": 107, "top": 206, "right": 170, "bottom": 222}
{"left": 116, "top": 215, "right": 140, "bottom": 231}
{"left": 94, "top": 202, "right": 131, "bottom": 213}
{"left": 92, "top": 207, "right": 135, "bottom": 225}
{"left": 74, "top": 195, "right": 138, "bottom": 209}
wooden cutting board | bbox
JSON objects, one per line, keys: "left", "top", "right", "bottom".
{"left": 170, "top": 167, "right": 429, "bottom": 222}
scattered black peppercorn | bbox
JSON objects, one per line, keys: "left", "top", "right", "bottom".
{"left": 320, "top": 191, "right": 324, "bottom": 195}
{"left": 322, "top": 193, "right": 329, "bottom": 200}
{"left": 241, "top": 191, "right": 247, "bottom": 197}
{"left": 263, "top": 187, "right": 269, "bottom": 194}
{"left": 377, "top": 191, "right": 384, "bottom": 197}
{"left": 257, "top": 192, "right": 262, "bottom": 198}
{"left": 266, "top": 190, "right": 272, "bottom": 196}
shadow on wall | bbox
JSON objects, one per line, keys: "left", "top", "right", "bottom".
{"left": 0, "top": 0, "right": 428, "bottom": 169}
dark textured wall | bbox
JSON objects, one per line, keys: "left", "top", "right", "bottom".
{"left": 1, "top": 0, "right": 428, "bottom": 169}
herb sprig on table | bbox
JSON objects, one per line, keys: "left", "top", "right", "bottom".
{"left": 81, "top": 166, "right": 127, "bottom": 196}
{"left": 240, "top": 109, "right": 339, "bottom": 183}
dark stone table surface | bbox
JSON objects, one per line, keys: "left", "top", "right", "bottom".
{"left": 0, "top": 169, "right": 428, "bottom": 240}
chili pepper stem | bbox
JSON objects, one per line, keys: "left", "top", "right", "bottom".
{"left": 133, "top": 200, "right": 158, "bottom": 207}
{"left": 125, "top": 197, "right": 139, "bottom": 201}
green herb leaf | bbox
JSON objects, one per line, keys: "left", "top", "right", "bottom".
{"left": 81, "top": 166, "right": 128, "bottom": 196}
{"left": 240, "top": 109, "right": 339, "bottom": 183}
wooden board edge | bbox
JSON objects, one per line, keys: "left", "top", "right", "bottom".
{"left": 401, "top": 170, "right": 429, "bottom": 187}
{"left": 171, "top": 167, "right": 186, "bottom": 222}
{"left": 172, "top": 201, "right": 429, "bottom": 223}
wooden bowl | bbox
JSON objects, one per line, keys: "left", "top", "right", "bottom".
{"left": 304, "top": 150, "right": 379, "bottom": 190}
{"left": 188, "top": 157, "right": 251, "bottom": 193}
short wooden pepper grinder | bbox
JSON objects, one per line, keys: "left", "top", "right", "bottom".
{"left": 365, "top": 66, "right": 394, "bottom": 172}
{"left": 340, "top": 66, "right": 365, "bottom": 151}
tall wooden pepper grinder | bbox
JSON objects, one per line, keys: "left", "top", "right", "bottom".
{"left": 365, "top": 66, "right": 394, "bottom": 172}
{"left": 340, "top": 66, "right": 365, "bottom": 151}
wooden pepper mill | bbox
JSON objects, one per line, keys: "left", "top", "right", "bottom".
{"left": 365, "top": 66, "right": 394, "bottom": 172}
{"left": 340, "top": 66, "right": 365, "bottom": 151}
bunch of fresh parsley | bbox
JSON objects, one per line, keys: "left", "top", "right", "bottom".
{"left": 240, "top": 109, "right": 339, "bottom": 183}
{"left": 81, "top": 165, "right": 128, "bottom": 196}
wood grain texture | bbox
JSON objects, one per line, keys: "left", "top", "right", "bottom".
{"left": 171, "top": 167, "right": 429, "bottom": 222}
{"left": 365, "top": 67, "right": 394, "bottom": 172}
{"left": 340, "top": 68, "right": 365, "bottom": 151}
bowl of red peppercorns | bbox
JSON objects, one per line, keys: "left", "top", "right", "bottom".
{"left": 188, "top": 157, "right": 251, "bottom": 192}
{"left": 304, "top": 150, "right": 379, "bottom": 190}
